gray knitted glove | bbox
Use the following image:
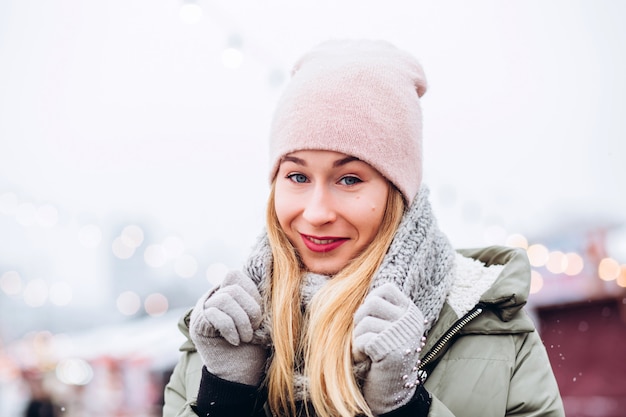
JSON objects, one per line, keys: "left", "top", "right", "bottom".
{"left": 352, "top": 282, "right": 426, "bottom": 415}
{"left": 189, "top": 270, "right": 268, "bottom": 386}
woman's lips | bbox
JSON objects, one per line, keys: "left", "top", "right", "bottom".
{"left": 300, "top": 234, "right": 348, "bottom": 253}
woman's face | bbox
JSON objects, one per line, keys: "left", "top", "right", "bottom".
{"left": 274, "top": 150, "right": 389, "bottom": 275}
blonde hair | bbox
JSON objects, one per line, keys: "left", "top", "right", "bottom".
{"left": 265, "top": 183, "right": 405, "bottom": 417}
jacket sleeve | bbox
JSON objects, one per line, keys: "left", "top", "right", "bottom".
{"left": 194, "top": 367, "right": 267, "bottom": 416}
{"left": 163, "top": 349, "right": 267, "bottom": 417}
{"left": 505, "top": 329, "right": 565, "bottom": 416}
{"left": 162, "top": 350, "right": 204, "bottom": 417}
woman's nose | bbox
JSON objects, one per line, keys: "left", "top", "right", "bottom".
{"left": 302, "top": 185, "right": 337, "bottom": 226}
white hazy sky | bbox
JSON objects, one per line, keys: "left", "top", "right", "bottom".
{"left": 1, "top": 0, "right": 625, "bottom": 283}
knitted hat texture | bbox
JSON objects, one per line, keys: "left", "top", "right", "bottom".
{"left": 268, "top": 39, "right": 427, "bottom": 204}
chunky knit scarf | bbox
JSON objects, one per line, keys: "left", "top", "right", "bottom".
{"left": 244, "top": 185, "right": 456, "bottom": 345}
{"left": 370, "top": 185, "right": 456, "bottom": 332}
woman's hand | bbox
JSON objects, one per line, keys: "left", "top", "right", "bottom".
{"left": 190, "top": 270, "right": 268, "bottom": 386}
{"left": 352, "top": 282, "right": 426, "bottom": 415}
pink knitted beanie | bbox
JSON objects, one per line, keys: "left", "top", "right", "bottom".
{"left": 268, "top": 39, "right": 427, "bottom": 205}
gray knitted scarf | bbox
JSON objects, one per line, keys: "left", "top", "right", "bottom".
{"left": 244, "top": 185, "right": 456, "bottom": 344}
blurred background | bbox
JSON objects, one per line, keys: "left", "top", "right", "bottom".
{"left": 1, "top": 0, "right": 625, "bottom": 416}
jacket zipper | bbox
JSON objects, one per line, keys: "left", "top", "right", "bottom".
{"left": 418, "top": 304, "right": 486, "bottom": 375}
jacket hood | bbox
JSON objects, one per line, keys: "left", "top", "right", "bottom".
{"left": 177, "top": 308, "right": 196, "bottom": 352}
{"left": 419, "top": 246, "right": 535, "bottom": 365}
{"left": 454, "top": 246, "right": 535, "bottom": 337}
{"left": 458, "top": 246, "right": 531, "bottom": 321}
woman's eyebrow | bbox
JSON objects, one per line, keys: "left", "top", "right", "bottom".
{"left": 333, "top": 156, "right": 359, "bottom": 167}
{"left": 282, "top": 155, "right": 306, "bottom": 166}
{"left": 281, "top": 155, "right": 359, "bottom": 167}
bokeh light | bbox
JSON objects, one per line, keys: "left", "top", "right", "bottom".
{"left": 527, "top": 244, "right": 549, "bottom": 267}
{"left": 144, "top": 293, "right": 168, "bottom": 316}
{"left": 121, "top": 225, "right": 144, "bottom": 249}
{"left": 116, "top": 291, "right": 141, "bottom": 316}
{"left": 617, "top": 266, "right": 626, "bottom": 288}
{"left": 505, "top": 233, "right": 528, "bottom": 249}
{"left": 0, "top": 270, "right": 22, "bottom": 295}
{"left": 563, "top": 252, "right": 584, "bottom": 276}
{"left": 598, "top": 257, "right": 620, "bottom": 281}
{"left": 546, "top": 251, "right": 567, "bottom": 274}
{"left": 23, "top": 279, "right": 48, "bottom": 307}
{"left": 112, "top": 236, "right": 135, "bottom": 259}
{"left": 112, "top": 224, "right": 145, "bottom": 259}
{"left": 56, "top": 358, "right": 93, "bottom": 386}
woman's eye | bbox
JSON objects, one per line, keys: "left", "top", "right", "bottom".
{"left": 287, "top": 173, "right": 308, "bottom": 183}
{"left": 339, "top": 176, "right": 362, "bottom": 186}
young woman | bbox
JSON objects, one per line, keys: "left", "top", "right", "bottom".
{"left": 163, "top": 40, "right": 565, "bottom": 417}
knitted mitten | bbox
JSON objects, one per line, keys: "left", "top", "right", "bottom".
{"left": 352, "top": 283, "right": 427, "bottom": 415}
{"left": 190, "top": 270, "right": 268, "bottom": 386}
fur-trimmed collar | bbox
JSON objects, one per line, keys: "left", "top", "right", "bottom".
{"left": 447, "top": 253, "right": 504, "bottom": 318}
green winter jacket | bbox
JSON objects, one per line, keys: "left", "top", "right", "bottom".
{"left": 162, "top": 246, "right": 565, "bottom": 417}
